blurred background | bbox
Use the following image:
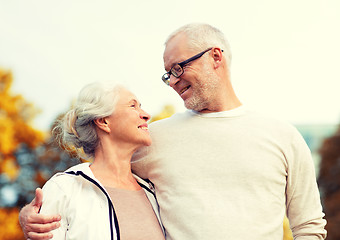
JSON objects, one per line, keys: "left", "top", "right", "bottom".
{"left": 0, "top": 0, "right": 339, "bottom": 239}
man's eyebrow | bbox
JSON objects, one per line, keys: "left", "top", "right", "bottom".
{"left": 165, "top": 62, "right": 178, "bottom": 72}
{"left": 164, "top": 55, "right": 180, "bottom": 71}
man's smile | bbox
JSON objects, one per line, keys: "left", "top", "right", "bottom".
{"left": 179, "top": 85, "right": 191, "bottom": 96}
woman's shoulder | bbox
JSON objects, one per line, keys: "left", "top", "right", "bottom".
{"left": 42, "top": 163, "right": 92, "bottom": 193}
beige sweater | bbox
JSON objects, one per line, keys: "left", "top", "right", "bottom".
{"left": 132, "top": 107, "right": 326, "bottom": 240}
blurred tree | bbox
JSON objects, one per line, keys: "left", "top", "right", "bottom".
{"left": 0, "top": 68, "right": 45, "bottom": 239}
{"left": 0, "top": 69, "right": 81, "bottom": 240}
{"left": 0, "top": 68, "right": 44, "bottom": 201}
{"left": 0, "top": 69, "right": 44, "bottom": 162}
{"left": 318, "top": 125, "right": 340, "bottom": 240}
{"left": 150, "top": 105, "right": 175, "bottom": 123}
{"left": 0, "top": 208, "right": 24, "bottom": 240}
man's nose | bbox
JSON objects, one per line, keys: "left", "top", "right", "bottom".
{"left": 169, "top": 74, "right": 180, "bottom": 88}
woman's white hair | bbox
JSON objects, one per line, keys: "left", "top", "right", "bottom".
{"left": 54, "top": 81, "right": 124, "bottom": 159}
{"left": 165, "top": 23, "right": 232, "bottom": 67}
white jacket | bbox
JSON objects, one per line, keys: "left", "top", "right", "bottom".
{"left": 39, "top": 163, "right": 164, "bottom": 240}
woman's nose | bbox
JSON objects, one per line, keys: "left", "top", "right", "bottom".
{"left": 140, "top": 110, "right": 150, "bottom": 121}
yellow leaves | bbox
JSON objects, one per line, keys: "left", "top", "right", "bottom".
{"left": 14, "top": 119, "right": 45, "bottom": 148}
{"left": 0, "top": 116, "right": 16, "bottom": 155}
{"left": 0, "top": 157, "right": 19, "bottom": 181}
{"left": 0, "top": 68, "right": 45, "bottom": 181}
{"left": 0, "top": 68, "right": 42, "bottom": 123}
{"left": 0, "top": 70, "right": 19, "bottom": 118}
{"left": 0, "top": 69, "right": 12, "bottom": 94}
{"left": 0, "top": 208, "right": 25, "bottom": 240}
{"left": 0, "top": 116, "right": 44, "bottom": 157}
{"left": 283, "top": 215, "right": 293, "bottom": 240}
{"left": 150, "top": 105, "right": 175, "bottom": 123}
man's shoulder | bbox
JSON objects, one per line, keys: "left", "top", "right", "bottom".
{"left": 150, "top": 111, "right": 189, "bottom": 127}
{"left": 246, "top": 110, "right": 295, "bottom": 128}
{"left": 245, "top": 110, "right": 302, "bottom": 141}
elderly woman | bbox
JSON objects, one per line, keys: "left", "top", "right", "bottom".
{"left": 23, "top": 82, "right": 165, "bottom": 240}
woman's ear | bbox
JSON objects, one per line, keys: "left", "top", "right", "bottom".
{"left": 94, "top": 117, "right": 111, "bottom": 133}
{"left": 212, "top": 48, "right": 223, "bottom": 69}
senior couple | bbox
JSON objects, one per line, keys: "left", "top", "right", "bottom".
{"left": 19, "top": 23, "right": 327, "bottom": 240}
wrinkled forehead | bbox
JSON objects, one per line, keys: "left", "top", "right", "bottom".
{"left": 163, "top": 34, "right": 193, "bottom": 70}
{"left": 117, "top": 87, "right": 139, "bottom": 103}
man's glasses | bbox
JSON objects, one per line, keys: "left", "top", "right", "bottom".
{"left": 162, "top": 47, "right": 215, "bottom": 85}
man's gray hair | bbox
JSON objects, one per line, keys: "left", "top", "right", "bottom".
{"left": 165, "top": 23, "right": 232, "bottom": 67}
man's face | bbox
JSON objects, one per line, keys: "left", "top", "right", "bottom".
{"left": 163, "top": 34, "right": 220, "bottom": 112}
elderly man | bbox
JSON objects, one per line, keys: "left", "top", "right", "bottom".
{"left": 19, "top": 23, "right": 326, "bottom": 240}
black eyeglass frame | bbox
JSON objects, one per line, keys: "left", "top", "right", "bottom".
{"left": 162, "top": 47, "right": 223, "bottom": 85}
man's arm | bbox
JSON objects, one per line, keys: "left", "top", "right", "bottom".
{"left": 286, "top": 131, "right": 327, "bottom": 239}
{"left": 19, "top": 188, "right": 61, "bottom": 240}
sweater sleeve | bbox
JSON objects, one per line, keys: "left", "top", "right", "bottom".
{"left": 285, "top": 130, "right": 327, "bottom": 240}
{"left": 39, "top": 177, "right": 70, "bottom": 240}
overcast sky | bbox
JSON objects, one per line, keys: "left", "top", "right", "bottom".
{"left": 0, "top": 0, "right": 339, "bottom": 131}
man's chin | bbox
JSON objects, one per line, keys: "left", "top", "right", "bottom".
{"left": 184, "top": 100, "right": 203, "bottom": 112}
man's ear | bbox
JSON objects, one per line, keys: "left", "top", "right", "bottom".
{"left": 212, "top": 48, "right": 223, "bottom": 69}
{"left": 94, "top": 118, "right": 111, "bottom": 133}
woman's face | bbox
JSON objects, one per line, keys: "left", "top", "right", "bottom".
{"left": 105, "top": 88, "right": 152, "bottom": 148}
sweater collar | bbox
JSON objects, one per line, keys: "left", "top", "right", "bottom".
{"left": 189, "top": 105, "right": 246, "bottom": 118}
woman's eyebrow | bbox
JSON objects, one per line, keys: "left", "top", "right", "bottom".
{"left": 129, "top": 99, "right": 141, "bottom": 107}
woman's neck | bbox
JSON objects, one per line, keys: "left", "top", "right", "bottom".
{"left": 90, "top": 143, "right": 141, "bottom": 190}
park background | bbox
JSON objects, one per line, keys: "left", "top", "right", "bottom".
{"left": 0, "top": 0, "right": 339, "bottom": 239}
